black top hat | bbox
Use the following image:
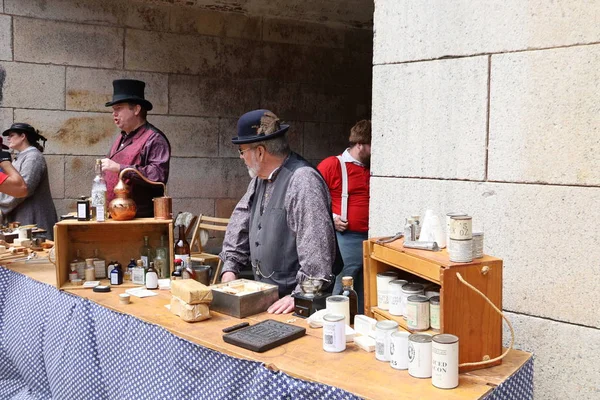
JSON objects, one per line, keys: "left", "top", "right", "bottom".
{"left": 232, "top": 109, "right": 289, "bottom": 145}
{"left": 105, "top": 79, "right": 153, "bottom": 111}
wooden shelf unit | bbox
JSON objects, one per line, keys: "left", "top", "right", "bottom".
{"left": 363, "top": 238, "right": 503, "bottom": 372}
{"left": 54, "top": 218, "right": 174, "bottom": 290}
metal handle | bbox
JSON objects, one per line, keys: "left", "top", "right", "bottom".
{"left": 119, "top": 167, "right": 168, "bottom": 196}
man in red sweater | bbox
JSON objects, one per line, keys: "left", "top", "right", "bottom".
{"left": 317, "top": 120, "right": 371, "bottom": 313}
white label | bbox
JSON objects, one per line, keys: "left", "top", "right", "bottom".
{"left": 141, "top": 256, "right": 149, "bottom": 268}
{"left": 432, "top": 341, "right": 459, "bottom": 389}
{"left": 77, "top": 203, "right": 87, "bottom": 219}
{"left": 322, "top": 319, "right": 345, "bottom": 353}
{"left": 95, "top": 205, "right": 105, "bottom": 222}
{"left": 94, "top": 260, "right": 106, "bottom": 279}
{"left": 110, "top": 271, "right": 119, "bottom": 285}
{"left": 132, "top": 267, "right": 145, "bottom": 285}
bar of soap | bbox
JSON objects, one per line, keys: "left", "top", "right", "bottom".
{"left": 13, "top": 238, "right": 31, "bottom": 247}
{"left": 170, "top": 295, "right": 210, "bottom": 322}
{"left": 345, "top": 325, "right": 356, "bottom": 342}
{"left": 170, "top": 279, "right": 213, "bottom": 305}
{"left": 354, "top": 335, "right": 376, "bottom": 352}
{"left": 354, "top": 315, "right": 377, "bottom": 338}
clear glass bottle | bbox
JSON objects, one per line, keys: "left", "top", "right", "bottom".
{"left": 139, "top": 235, "right": 154, "bottom": 268}
{"left": 90, "top": 159, "right": 107, "bottom": 222}
{"left": 132, "top": 259, "right": 145, "bottom": 285}
{"left": 174, "top": 225, "right": 190, "bottom": 270}
{"left": 92, "top": 248, "right": 106, "bottom": 279}
{"left": 145, "top": 262, "right": 158, "bottom": 290}
{"left": 71, "top": 249, "right": 86, "bottom": 279}
{"left": 124, "top": 258, "right": 135, "bottom": 282}
{"left": 341, "top": 276, "right": 359, "bottom": 325}
{"left": 154, "top": 235, "right": 169, "bottom": 279}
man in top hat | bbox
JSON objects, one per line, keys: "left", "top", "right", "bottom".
{"left": 219, "top": 109, "right": 339, "bottom": 314}
{"left": 101, "top": 79, "right": 171, "bottom": 218}
{"left": 0, "top": 137, "right": 27, "bottom": 197}
{"left": 317, "top": 120, "right": 372, "bottom": 313}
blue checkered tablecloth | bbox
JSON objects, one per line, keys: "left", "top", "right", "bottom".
{"left": 0, "top": 266, "right": 533, "bottom": 399}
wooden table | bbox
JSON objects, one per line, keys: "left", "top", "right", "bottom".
{"left": 7, "top": 258, "right": 532, "bottom": 400}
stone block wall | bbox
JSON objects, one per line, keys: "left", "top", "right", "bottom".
{"left": 372, "top": 0, "right": 599, "bottom": 398}
{"left": 0, "top": 0, "right": 372, "bottom": 219}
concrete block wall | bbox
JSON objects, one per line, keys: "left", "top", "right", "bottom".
{"left": 0, "top": 0, "right": 372, "bottom": 220}
{"left": 371, "top": 0, "right": 600, "bottom": 398}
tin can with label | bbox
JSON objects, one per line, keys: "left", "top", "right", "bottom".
{"left": 406, "top": 295, "right": 430, "bottom": 331}
{"left": 326, "top": 295, "right": 350, "bottom": 326}
{"left": 448, "top": 216, "right": 473, "bottom": 263}
{"left": 376, "top": 271, "right": 399, "bottom": 310}
{"left": 388, "top": 279, "right": 408, "bottom": 316}
{"left": 429, "top": 296, "right": 440, "bottom": 332}
{"left": 375, "top": 320, "right": 398, "bottom": 362}
{"left": 432, "top": 334, "right": 459, "bottom": 389}
{"left": 472, "top": 231, "right": 484, "bottom": 259}
{"left": 400, "top": 283, "right": 425, "bottom": 319}
{"left": 323, "top": 313, "right": 346, "bottom": 353}
{"left": 445, "top": 212, "right": 467, "bottom": 248}
{"left": 389, "top": 330, "right": 410, "bottom": 370}
{"left": 408, "top": 333, "right": 432, "bottom": 378}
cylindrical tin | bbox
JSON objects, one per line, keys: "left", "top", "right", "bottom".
{"left": 375, "top": 320, "right": 398, "bottom": 362}
{"left": 323, "top": 313, "right": 346, "bottom": 353}
{"left": 432, "top": 334, "right": 459, "bottom": 389}
{"left": 449, "top": 215, "right": 472, "bottom": 240}
{"left": 389, "top": 330, "right": 410, "bottom": 370}
{"left": 153, "top": 196, "right": 173, "bottom": 220}
{"left": 448, "top": 215, "right": 473, "bottom": 263}
{"left": 429, "top": 296, "right": 440, "bottom": 332}
{"left": 448, "top": 238, "right": 473, "bottom": 263}
{"left": 400, "top": 283, "right": 425, "bottom": 319}
{"left": 406, "top": 295, "right": 430, "bottom": 331}
{"left": 472, "top": 231, "right": 484, "bottom": 259}
{"left": 408, "top": 333, "right": 432, "bottom": 378}
{"left": 388, "top": 279, "right": 408, "bottom": 316}
{"left": 425, "top": 290, "right": 440, "bottom": 299}
{"left": 326, "top": 295, "right": 350, "bottom": 327}
{"left": 445, "top": 212, "right": 467, "bottom": 247}
{"left": 376, "top": 271, "right": 399, "bottom": 310}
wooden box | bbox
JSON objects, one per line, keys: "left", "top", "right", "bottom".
{"left": 54, "top": 218, "right": 174, "bottom": 290}
{"left": 364, "top": 238, "right": 503, "bottom": 372}
{"left": 210, "top": 279, "right": 279, "bottom": 318}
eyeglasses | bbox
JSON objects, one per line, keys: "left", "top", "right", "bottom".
{"left": 238, "top": 147, "right": 255, "bottom": 156}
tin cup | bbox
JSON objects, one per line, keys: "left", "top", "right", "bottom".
{"left": 432, "top": 334, "right": 459, "bottom": 389}
{"left": 389, "top": 331, "right": 410, "bottom": 370}
{"left": 388, "top": 279, "right": 408, "bottom": 316}
{"left": 376, "top": 271, "right": 398, "bottom": 310}
{"left": 375, "top": 320, "right": 398, "bottom": 362}
{"left": 323, "top": 313, "right": 346, "bottom": 353}
{"left": 408, "top": 333, "right": 432, "bottom": 378}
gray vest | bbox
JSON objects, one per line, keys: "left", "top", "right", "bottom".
{"left": 248, "top": 152, "right": 310, "bottom": 297}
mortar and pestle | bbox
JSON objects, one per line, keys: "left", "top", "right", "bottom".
{"left": 108, "top": 167, "right": 172, "bottom": 221}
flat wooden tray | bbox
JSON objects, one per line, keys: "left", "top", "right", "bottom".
{"left": 222, "top": 319, "right": 306, "bottom": 352}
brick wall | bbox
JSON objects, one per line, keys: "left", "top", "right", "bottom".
{"left": 0, "top": 0, "right": 372, "bottom": 218}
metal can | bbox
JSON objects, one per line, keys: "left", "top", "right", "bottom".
{"left": 406, "top": 295, "right": 430, "bottom": 331}
{"left": 429, "top": 296, "right": 440, "bottom": 332}
{"left": 376, "top": 271, "right": 399, "bottom": 310}
{"left": 448, "top": 216, "right": 473, "bottom": 263}
{"left": 408, "top": 333, "right": 432, "bottom": 378}
{"left": 400, "top": 283, "right": 424, "bottom": 319}
{"left": 389, "top": 330, "right": 410, "bottom": 370}
{"left": 432, "top": 334, "right": 459, "bottom": 389}
{"left": 375, "top": 320, "right": 398, "bottom": 362}
{"left": 388, "top": 279, "right": 408, "bottom": 316}
{"left": 323, "top": 313, "right": 346, "bottom": 353}
{"left": 472, "top": 231, "right": 484, "bottom": 259}
{"left": 326, "top": 295, "right": 350, "bottom": 327}
{"left": 445, "top": 212, "right": 467, "bottom": 247}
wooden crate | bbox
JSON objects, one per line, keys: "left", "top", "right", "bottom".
{"left": 54, "top": 218, "right": 174, "bottom": 290}
{"left": 363, "top": 238, "right": 503, "bottom": 372}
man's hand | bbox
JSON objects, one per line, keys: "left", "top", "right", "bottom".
{"left": 101, "top": 158, "right": 120, "bottom": 173}
{"left": 333, "top": 215, "right": 348, "bottom": 232}
{"left": 0, "top": 151, "right": 12, "bottom": 163}
{"left": 221, "top": 271, "right": 237, "bottom": 282}
{"left": 267, "top": 295, "right": 295, "bottom": 314}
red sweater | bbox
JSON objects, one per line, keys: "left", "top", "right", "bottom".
{"left": 318, "top": 155, "right": 370, "bottom": 232}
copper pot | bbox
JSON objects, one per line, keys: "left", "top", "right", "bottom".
{"left": 108, "top": 168, "right": 171, "bottom": 221}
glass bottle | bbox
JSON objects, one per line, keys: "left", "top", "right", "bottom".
{"left": 90, "top": 159, "right": 107, "bottom": 222}
{"left": 124, "top": 258, "right": 135, "bottom": 282}
{"left": 92, "top": 248, "right": 106, "bottom": 279}
{"left": 132, "top": 259, "right": 146, "bottom": 285}
{"left": 110, "top": 261, "right": 123, "bottom": 285}
{"left": 154, "top": 235, "right": 169, "bottom": 279}
{"left": 145, "top": 262, "right": 158, "bottom": 290}
{"left": 341, "top": 276, "right": 359, "bottom": 325}
{"left": 139, "top": 235, "right": 154, "bottom": 268}
{"left": 71, "top": 249, "right": 86, "bottom": 279}
{"left": 77, "top": 196, "right": 90, "bottom": 221}
{"left": 174, "top": 225, "right": 190, "bottom": 270}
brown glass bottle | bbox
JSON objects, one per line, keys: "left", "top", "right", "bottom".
{"left": 341, "top": 276, "right": 358, "bottom": 325}
{"left": 174, "top": 224, "right": 191, "bottom": 270}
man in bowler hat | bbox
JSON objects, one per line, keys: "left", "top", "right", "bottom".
{"left": 102, "top": 79, "right": 171, "bottom": 218}
{"left": 219, "top": 109, "right": 339, "bottom": 314}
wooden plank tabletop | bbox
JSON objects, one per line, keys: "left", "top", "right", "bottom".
{"left": 5, "top": 258, "right": 531, "bottom": 400}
